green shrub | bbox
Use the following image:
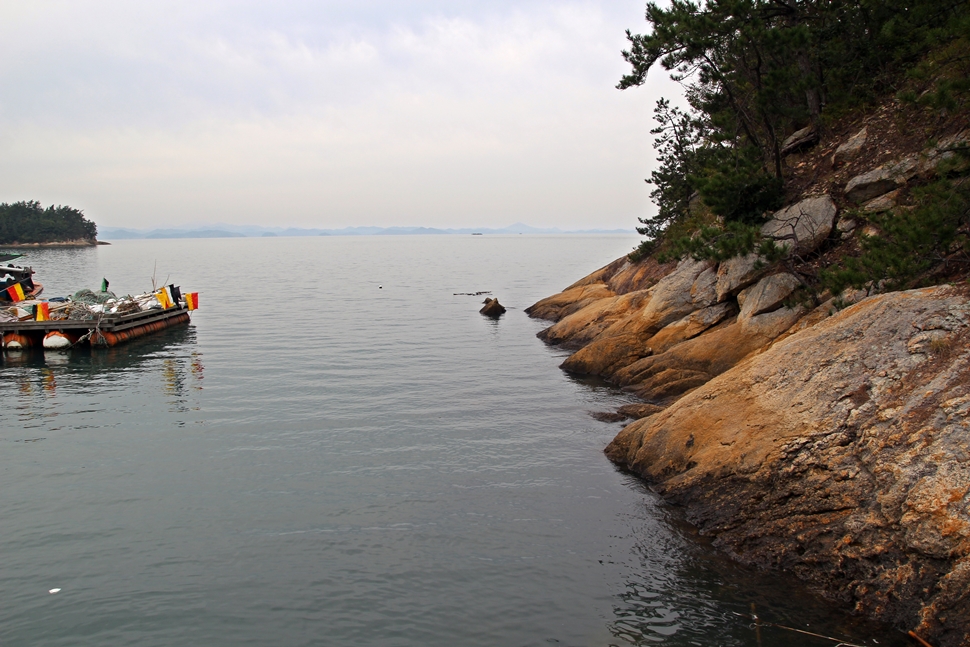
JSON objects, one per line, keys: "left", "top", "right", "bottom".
{"left": 821, "top": 178, "right": 970, "bottom": 294}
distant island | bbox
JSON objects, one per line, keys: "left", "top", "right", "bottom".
{"left": 0, "top": 200, "right": 99, "bottom": 246}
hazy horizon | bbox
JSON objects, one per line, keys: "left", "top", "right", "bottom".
{"left": 0, "top": 1, "right": 681, "bottom": 232}
{"left": 95, "top": 221, "right": 636, "bottom": 235}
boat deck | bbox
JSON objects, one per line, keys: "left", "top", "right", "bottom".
{"left": 1, "top": 305, "right": 192, "bottom": 348}
{"left": 0, "top": 305, "right": 189, "bottom": 334}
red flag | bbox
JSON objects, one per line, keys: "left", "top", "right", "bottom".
{"left": 6, "top": 283, "right": 25, "bottom": 301}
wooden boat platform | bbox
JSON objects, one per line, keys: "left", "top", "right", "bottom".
{"left": 1, "top": 305, "right": 191, "bottom": 348}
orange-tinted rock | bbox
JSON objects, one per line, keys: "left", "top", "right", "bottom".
{"left": 715, "top": 253, "right": 765, "bottom": 301}
{"left": 538, "top": 289, "right": 652, "bottom": 349}
{"left": 559, "top": 330, "right": 656, "bottom": 378}
{"left": 524, "top": 283, "right": 615, "bottom": 322}
{"left": 606, "top": 286, "right": 970, "bottom": 646}
{"left": 479, "top": 298, "right": 506, "bottom": 317}
{"left": 560, "top": 257, "right": 629, "bottom": 292}
{"left": 607, "top": 305, "right": 804, "bottom": 403}
{"left": 606, "top": 257, "right": 677, "bottom": 294}
{"left": 639, "top": 258, "right": 715, "bottom": 333}
{"left": 646, "top": 302, "right": 738, "bottom": 355}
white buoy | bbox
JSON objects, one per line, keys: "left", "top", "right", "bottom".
{"left": 43, "top": 331, "right": 72, "bottom": 350}
{"left": 5, "top": 338, "right": 25, "bottom": 350}
{"left": 49, "top": 588, "right": 61, "bottom": 594}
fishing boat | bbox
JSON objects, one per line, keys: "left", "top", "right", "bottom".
{"left": 0, "top": 256, "right": 198, "bottom": 350}
{"left": 0, "top": 253, "right": 44, "bottom": 302}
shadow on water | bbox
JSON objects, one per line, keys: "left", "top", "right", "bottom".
{"left": 566, "top": 372, "right": 626, "bottom": 391}
{"left": 562, "top": 377, "right": 907, "bottom": 645}
{"left": 592, "top": 466, "right": 910, "bottom": 647}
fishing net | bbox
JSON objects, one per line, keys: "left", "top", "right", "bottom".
{"left": 71, "top": 289, "right": 117, "bottom": 305}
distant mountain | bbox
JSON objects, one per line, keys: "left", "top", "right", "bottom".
{"left": 145, "top": 229, "right": 245, "bottom": 239}
{"left": 101, "top": 228, "right": 245, "bottom": 239}
{"left": 98, "top": 223, "right": 634, "bottom": 240}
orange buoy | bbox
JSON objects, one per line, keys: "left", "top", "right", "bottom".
{"left": 92, "top": 312, "right": 190, "bottom": 347}
{"left": 43, "top": 330, "right": 80, "bottom": 350}
{"left": 3, "top": 332, "right": 33, "bottom": 350}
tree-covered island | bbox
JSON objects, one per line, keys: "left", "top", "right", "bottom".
{"left": 0, "top": 200, "right": 99, "bottom": 245}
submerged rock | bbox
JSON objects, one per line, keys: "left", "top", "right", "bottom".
{"left": 480, "top": 298, "right": 506, "bottom": 318}
{"left": 589, "top": 411, "right": 628, "bottom": 423}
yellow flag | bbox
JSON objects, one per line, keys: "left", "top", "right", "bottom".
{"left": 156, "top": 288, "right": 173, "bottom": 309}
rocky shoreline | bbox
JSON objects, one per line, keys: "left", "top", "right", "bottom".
{"left": 1, "top": 239, "right": 104, "bottom": 248}
{"left": 2, "top": 240, "right": 111, "bottom": 249}
{"left": 527, "top": 128, "right": 970, "bottom": 644}
{"left": 531, "top": 258, "right": 969, "bottom": 645}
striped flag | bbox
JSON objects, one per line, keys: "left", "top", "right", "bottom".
{"left": 185, "top": 292, "right": 199, "bottom": 310}
{"left": 35, "top": 302, "right": 50, "bottom": 321}
{"left": 156, "top": 287, "right": 174, "bottom": 309}
{"left": 6, "top": 283, "right": 25, "bottom": 301}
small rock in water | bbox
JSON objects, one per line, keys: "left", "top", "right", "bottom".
{"left": 480, "top": 298, "right": 506, "bottom": 318}
{"left": 590, "top": 411, "right": 628, "bottom": 423}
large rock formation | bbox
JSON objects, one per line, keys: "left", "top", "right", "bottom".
{"left": 528, "top": 107, "right": 970, "bottom": 646}
{"left": 528, "top": 192, "right": 970, "bottom": 644}
{"left": 604, "top": 286, "right": 970, "bottom": 646}
{"left": 543, "top": 198, "right": 836, "bottom": 396}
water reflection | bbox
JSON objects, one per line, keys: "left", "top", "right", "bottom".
{"left": 2, "top": 325, "right": 204, "bottom": 423}
{"left": 191, "top": 351, "right": 204, "bottom": 390}
{"left": 606, "top": 490, "right": 908, "bottom": 646}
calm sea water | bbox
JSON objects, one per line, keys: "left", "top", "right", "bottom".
{"left": 0, "top": 236, "right": 904, "bottom": 647}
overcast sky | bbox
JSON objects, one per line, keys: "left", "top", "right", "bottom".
{"left": 0, "top": 1, "right": 680, "bottom": 230}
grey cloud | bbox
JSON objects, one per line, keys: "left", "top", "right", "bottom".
{"left": 0, "top": 1, "right": 682, "bottom": 229}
